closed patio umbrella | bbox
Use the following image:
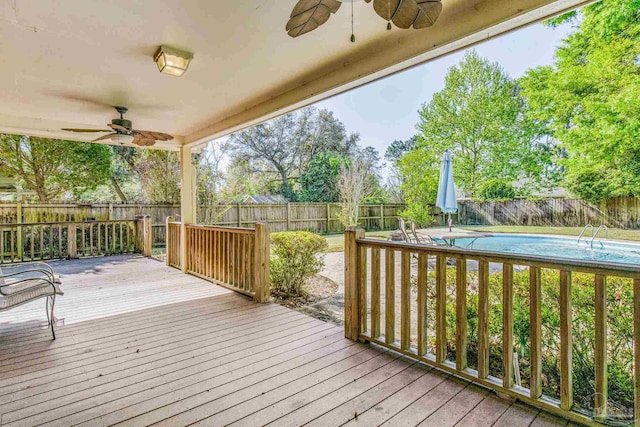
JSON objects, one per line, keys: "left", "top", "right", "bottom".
{"left": 435, "top": 149, "right": 457, "bottom": 232}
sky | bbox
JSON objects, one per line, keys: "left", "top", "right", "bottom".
{"left": 212, "top": 19, "right": 576, "bottom": 177}
{"left": 315, "top": 20, "right": 574, "bottom": 173}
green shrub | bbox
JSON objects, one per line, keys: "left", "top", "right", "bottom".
{"left": 414, "top": 265, "right": 634, "bottom": 419}
{"left": 270, "top": 231, "right": 328, "bottom": 297}
{"left": 478, "top": 179, "right": 516, "bottom": 200}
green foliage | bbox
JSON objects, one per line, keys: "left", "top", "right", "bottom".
{"left": 229, "top": 107, "right": 359, "bottom": 200}
{"left": 412, "top": 50, "right": 556, "bottom": 199}
{"left": 478, "top": 179, "right": 516, "bottom": 201}
{"left": 298, "top": 151, "right": 347, "bottom": 202}
{"left": 270, "top": 231, "right": 328, "bottom": 297}
{"left": 397, "top": 148, "right": 439, "bottom": 226}
{"left": 520, "top": 0, "right": 640, "bottom": 203}
{"left": 384, "top": 136, "right": 417, "bottom": 165}
{"left": 0, "top": 134, "right": 111, "bottom": 201}
{"left": 134, "top": 150, "right": 181, "bottom": 203}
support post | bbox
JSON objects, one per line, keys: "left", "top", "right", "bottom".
{"left": 165, "top": 216, "right": 174, "bottom": 266}
{"left": 108, "top": 202, "right": 114, "bottom": 220}
{"left": 237, "top": 203, "right": 242, "bottom": 227}
{"left": 286, "top": 202, "right": 291, "bottom": 231}
{"left": 380, "top": 204, "right": 384, "bottom": 230}
{"left": 67, "top": 223, "right": 77, "bottom": 259}
{"left": 179, "top": 145, "right": 196, "bottom": 272}
{"left": 253, "top": 223, "right": 270, "bottom": 303}
{"left": 344, "top": 227, "right": 365, "bottom": 340}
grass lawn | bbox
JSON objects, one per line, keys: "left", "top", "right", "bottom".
{"left": 324, "top": 230, "right": 393, "bottom": 253}
{"left": 460, "top": 225, "right": 640, "bottom": 242}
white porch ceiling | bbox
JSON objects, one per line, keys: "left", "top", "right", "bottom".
{"left": 0, "top": 0, "right": 592, "bottom": 150}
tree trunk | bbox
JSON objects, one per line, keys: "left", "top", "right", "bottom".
{"left": 110, "top": 177, "right": 127, "bottom": 202}
{"left": 278, "top": 168, "right": 294, "bottom": 200}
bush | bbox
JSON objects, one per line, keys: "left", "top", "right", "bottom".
{"left": 478, "top": 179, "right": 516, "bottom": 200}
{"left": 270, "top": 231, "right": 328, "bottom": 297}
{"left": 425, "top": 266, "right": 634, "bottom": 418}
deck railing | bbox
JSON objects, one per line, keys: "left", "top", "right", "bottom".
{"left": 344, "top": 227, "right": 640, "bottom": 426}
{"left": 0, "top": 219, "right": 150, "bottom": 263}
{"left": 166, "top": 221, "right": 270, "bottom": 302}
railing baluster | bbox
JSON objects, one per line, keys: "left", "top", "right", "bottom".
{"left": 370, "top": 247, "right": 381, "bottom": 339}
{"left": 594, "top": 274, "right": 608, "bottom": 419}
{"left": 359, "top": 245, "right": 368, "bottom": 335}
{"left": 634, "top": 278, "right": 640, "bottom": 427}
{"left": 10, "top": 228, "right": 15, "bottom": 262}
{"left": 400, "top": 250, "right": 411, "bottom": 350}
{"left": 30, "top": 225, "right": 34, "bottom": 261}
{"left": 456, "top": 258, "right": 468, "bottom": 371}
{"left": 40, "top": 225, "right": 44, "bottom": 259}
{"left": 530, "top": 266, "right": 542, "bottom": 398}
{"left": 503, "top": 263, "right": 514, "bottom": 388}
{"left": 385, "top": 248, "right": 395, "bottom": 344}
{"left": 559, "top": 270, "right": 573, "bottom": 411}
{"left": 478, "top": 260, "right": 489, "bottom": 378}
{"left": 436, "top": 254, "right": 447, "bottom": 364}
{"left": 0, "top": 228, "right": 4, "bottom": 264}
{"left": 417, "top": 252, "right": 429, "bottom": 357}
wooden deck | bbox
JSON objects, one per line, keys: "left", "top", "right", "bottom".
{"left": 0, "top": 255, "right": 577, "bottom": 427}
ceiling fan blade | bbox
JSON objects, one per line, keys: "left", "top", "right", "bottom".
{"left": 132, "top": 134, "right": 156, "bottom": 147}
{"left": 286, "top": 0, "right": 341, "bottom": 38}
{"left": 108, "top": 123, "right": 131, "bottom": 133}
{"left": 133, "top": 130, "right": 174, "bottom": 141}
{"left": 62, "top": 128, "right": 111, "bottom": 133}
{"left": 92, "top": 133, "right": 118, "bottom": 142}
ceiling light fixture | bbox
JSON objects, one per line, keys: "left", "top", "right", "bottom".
{"left": 154, "top": 45, "right": 193, "bottom": 77}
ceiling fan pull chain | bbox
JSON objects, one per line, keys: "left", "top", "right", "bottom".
{"left": 387, "top": 0, "right": 392, "bottom": 30}
{"left": 350, "top": 0, "right": 355, "bottom": 42}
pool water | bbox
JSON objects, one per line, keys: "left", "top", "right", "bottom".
{"left": 454, "top": 234, "right": 640, "bottom": 265}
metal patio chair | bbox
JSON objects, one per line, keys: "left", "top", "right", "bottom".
{"left": 0, "top": 262, "right": 63, "bottom": 339}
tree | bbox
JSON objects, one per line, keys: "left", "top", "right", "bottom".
{"left": 410, "top": 50, "right": 555, "bottom": 198}
{"left": 298, "top": 151, "right": 347, "bottom": 202}
{"left": 197, "top": 141, "right": 233, "bottom": 223}
{"left": 134, "top": 150, "right": 181, "bottom": 203}
{"left": 0, "top": 134, "right": 111, "bottom": 201}
{"left": 228, "top": 107, "right": 359, "bottom": 200}
{"left": 384, "top": 136, "right": 417, "bottom": 165}
{"left": 520, "top": 0, "right": 640, "bottom": 203}
{"left": 337, "top": 157, "right": 374, "bottom": 227}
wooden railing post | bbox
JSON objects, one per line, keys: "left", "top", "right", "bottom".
{"left": 253, "top": 223, "right": 270, "bottom": 303}
{"left": 142, "top": 215, "right": 152, "bottom": 257}
{"left": 16, "top": 201, "right": 23, "bottom": 261}
{"left": 67, "top": 223, "right": 77, "bottom": 259}
{"left": 165, "top": 216, "right": 174, "bottom": 266}
{"left": 344, "top": 227, "right": 365, "bottom": 341}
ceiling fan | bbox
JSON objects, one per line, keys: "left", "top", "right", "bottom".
{"left": 61, "top": 106, "right": 173, "bottom": 147}
{"left": 286, "top": 0, "right": 443, "bottom": 38}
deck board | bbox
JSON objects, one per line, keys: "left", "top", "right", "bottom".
{"left": 0, "top": 255, "right": 578, "bottom": 426}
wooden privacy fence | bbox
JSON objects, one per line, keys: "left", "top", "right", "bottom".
{"left": 0, "top": 217, "right": 153, "bottom": 263}
{"left": 0, "top": 202, "right": 407, "bottom": 247}
{"left": 345, "top": 228, "right": 640, "bottom": 426}
{"left": 458, "top": 196, "right": 640, "bottom": 228}
{"left": 198, "top": 202, "right": 408, "bottom": 233}
{"left": 165, "top": 221, "right": 270, "bottom": 302}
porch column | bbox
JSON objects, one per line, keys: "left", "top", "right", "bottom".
{"left": 180, "top": 145, "right": 196, "bottom": 272}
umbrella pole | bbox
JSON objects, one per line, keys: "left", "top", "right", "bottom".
{"left": 448, "top": 213, "right": 452, "bottom": 232}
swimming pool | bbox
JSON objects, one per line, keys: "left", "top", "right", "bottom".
{"left": 454, "top": 234, "right": 640, "bottom": 265}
